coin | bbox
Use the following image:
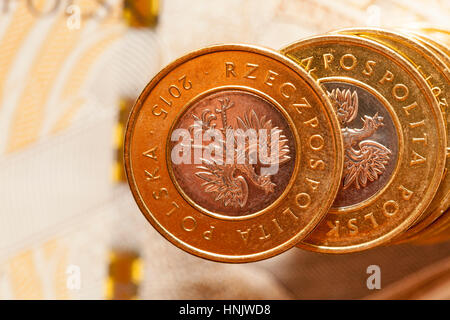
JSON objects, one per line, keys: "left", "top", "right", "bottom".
{"left": 402, "top": 30, "right": 450, "bottom": 61}
{"left": 412, "top": 209, "right": 450, "bottom": 244}
{"left": 403, "top": 26, "right": 450, "bottom": 47}
{"left": 396, "top": 31, "right": 450, "bottom": 244}
{"left": 333, "top": 28, "right": 450, "bottom": 243}
{"left": 124, "top": 44, "right": 343, "bottom": 262}
{"left": 281, "top": 34, "right": 447, "bottom": 253}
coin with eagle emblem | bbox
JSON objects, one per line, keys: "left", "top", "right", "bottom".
{"left": 332, "top": 28, "right": 450, "bottom": 244}
{"left": 124, "top": 44, "right": 343, "bottom": 262}
{"left": 281, "top": 34, "right": 447, "bottom": 253}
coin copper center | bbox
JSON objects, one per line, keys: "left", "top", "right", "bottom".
{"left": 322, "top": 82, "right": 399, "bottom": 209}
{"left": 169, "top": 90, "right": 296, "bottom": 217}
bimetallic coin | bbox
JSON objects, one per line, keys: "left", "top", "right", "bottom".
{"left": 403, "top": 26, "right": 450, "bottom": 48}
{"left": 412, "top": 209, "right": 450, "bottom": 245}
{"left": 333, "top": 28, "right": 450, "bottom": 243}
{"left": 403, "top": 30, "right": 450, "bottom": 63}
{"left": 281, "top": 34, "right": 447, "bottom": 253}
{"left": 397, "top": 31, "right": 450, "bottom": 244}
{"left": 124, "top": 44, "right": 343, "bottom": 262}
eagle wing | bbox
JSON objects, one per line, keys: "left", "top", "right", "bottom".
{"left": 195, "top": 158, "right": 248, "bottom": 208}
{"left": 343, "top": 140, "right": 391, "bottom": 190}
{"left": 328, "top": 88, "right": 358, "bottom": 125}
{"left": 236, "top": 110, "right": 290, "bottom": 165}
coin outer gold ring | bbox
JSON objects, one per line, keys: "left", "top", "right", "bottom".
{"left": 333, "top": 28, "right": 450, "bottom": 243}
{"left": 281, "top": 34, "right": 447, "bottom": 253}
{"left": 124, "top": 44, "right": 344, "bottom": 262}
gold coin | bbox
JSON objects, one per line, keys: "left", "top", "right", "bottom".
{"left": 395, "top": 31, "right": 450, "bottom": 244}
{"left": 401, "top": 29, "right": 450, "bottom": 61}
{"left": 412, "top": 209, "right": 450, "bottom": 244}
{"left": 124, "top": 44, "right": 343, "bottom": 262}
{"left": 402, "top": 25, "right": 450, "bottom": 48}
{"left": 333, "top": 28, "right": 450, "bottom": 243}
{"left": 281, "top": 34, "right": 447, "bottom": 253}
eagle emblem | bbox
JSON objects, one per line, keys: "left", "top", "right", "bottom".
{"left": 189, "top": 98, "right": 290, "bottom": 208}
{"left": 327, "top": 88, "right": 391, "bottom": 190}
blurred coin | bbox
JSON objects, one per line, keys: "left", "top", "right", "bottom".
{"left": 413, "top": 209, "right": 450, "bottom": 244}
{"left": 402, "top": 30, "right": 450, "bottom": 60}
{"left": 403, "top": 25, "right": 450, "bottom": 48}
{"left": 334, "top": 28, "right": 450, "bottom": 243}
{"left": 124, "top": 44, "right": 343, "bottom": 262}
{"left": 281, "top": 34, "right": 446, "bottom": 253}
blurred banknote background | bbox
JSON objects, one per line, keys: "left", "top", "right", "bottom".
{"left": 0, "top": 0, "right": 449, "bottom": 299}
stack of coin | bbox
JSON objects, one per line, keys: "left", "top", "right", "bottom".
{"left": 123, "top": 28, "right": 449, "bottom": 262}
